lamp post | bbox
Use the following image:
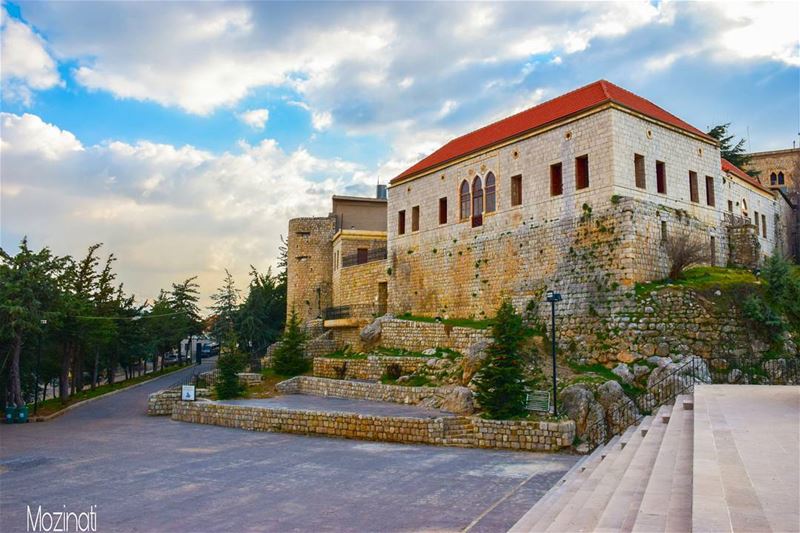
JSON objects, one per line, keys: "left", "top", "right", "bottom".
{"left": 545, "top": 291, "right": 562, "bottom": 417}
{"left": 34, "top": 319, "right": 47, "bottom": 414}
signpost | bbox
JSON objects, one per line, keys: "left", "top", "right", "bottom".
{"left": 181, "top": 385, "right": 196, "bottom": 401}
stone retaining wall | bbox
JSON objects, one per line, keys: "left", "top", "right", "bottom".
{"left": 199, "top": 371, "right": 262, "bottom": 387}
{"left": 277, "top": 375, "right": 440, "bottom": 405}
{"left": 147, "top": 388, "right": 210, "bottom": 416}
{"left": 313, "top": 356, "right": 426, "bottom": 381}
{"left": 171, "top": 400, "right": 574, "bottom": 452}
{"left": 379, "top": 319, "right": 492, "bottom": 354}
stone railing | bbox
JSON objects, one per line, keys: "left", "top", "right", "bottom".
{"left": 146, "top": 387, "right": 211, "bottom": 416}
{"left": 379, "top": 319, "right": 492, "bottom": 354}
{"left": 313, "top": 355, "right": 426, "bottom": 381}
{"left": 171, "top": 400, "right": 574, "bottom": 452}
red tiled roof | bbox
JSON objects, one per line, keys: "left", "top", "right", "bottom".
{"left": 392, "top": 80, "right": 715, "bottom": 184}
{"left": 721, "top": 158, "right": 773, "bottom": 195}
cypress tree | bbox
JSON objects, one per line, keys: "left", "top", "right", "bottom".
{"left": 272, "top": 308, "right": 309, "bottom": 376}
{"left": 474, "top": 299, "right": 529, "bottom": 419}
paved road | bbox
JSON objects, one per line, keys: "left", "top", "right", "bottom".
{"left": 0, "top": 366, "right": 577, "bottom": 532}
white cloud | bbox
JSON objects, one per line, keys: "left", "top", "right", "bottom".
{"left": 715, "top": 2, "right": 800, "bottom": 66}
{"left": 0, "top": 12, "right": 62, "bottom": 104}
{"left": 0, "top": 112, "right": 83, "bottom": 159}
{"left": 237, "top": 108, "right": 270, "bottom": 130}
{"left": 0, "top": 112, "right": 366, "bottom": 306}
{"left": 311, "top": 110, "right": 333, "bottom": 131}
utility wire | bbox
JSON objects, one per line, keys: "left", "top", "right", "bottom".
{"left": 73, "top": 310, "right": 188, "bottom": 321}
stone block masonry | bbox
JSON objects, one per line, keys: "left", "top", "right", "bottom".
{"left": 379, "top": 319, "right": 492, "bottom": 354}
{"left": 171, "top": 400, "right": 574, "bottom": 452}
{"left": 313, "top": 356, "right": 426, "bottom": 381}
{"left": 277, "top": 375, "right": 445, "bottom": 406}
{"left": 147, "top": 388, "right": 210, "bottom": 416}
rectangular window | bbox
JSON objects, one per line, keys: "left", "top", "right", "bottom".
{"left": 511, "top": 174, "right": 523, "bottom": 206}
{"left": 356, "top": 248, "right": 368, "bottom": 265}
{"left": 634, "top": 154, "right": 646, "bottom": 189}
{"left": 705, "top": 175, "right": 715, "bottom": 207}
{"left": 661, "top": 220, "right": 667, "bottom": 242}
{"left": 398, "top": 210, "right": 405, "bottom": 235}
{"left": 762, "top": 214, "right": 767, "bottom": 238}
{"left": 438, "top": 197, "right": 447, "bottom": 224}
{"left": 728, "top": 200, "right": 733, "bottom": 212}
{"left": 575, "top": 155, "right": 589, "bottom": 190}
{"left": 550, "top": 163, "right": 563, "bottom": 196}
{"left": 755, "top": 211, "right": 760, "bottom": 234}
{"left": 656, "top": 161, "right": 667, "bottom": 194}
{"left": 689, "top": 171, "right": 699, "bottom": 203}
{"left": 411, "top": 205, "right": 420, "bottom": 232}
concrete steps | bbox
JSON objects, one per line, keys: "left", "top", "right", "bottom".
{"left": 510, "top": 386, "right": 799, "bottom": 533}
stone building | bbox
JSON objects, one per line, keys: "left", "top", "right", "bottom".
{"left": 743, "top": 148, "right": 800, "bottom": 260}
{"left": 286, "top": 80, "right": 794, "bottom": 339}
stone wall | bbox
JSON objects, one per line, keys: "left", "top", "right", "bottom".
{"left": 332, "top": 259, "right": 388, "bottom": 311}
{"left": 379, "top": 318, "right": 492, "bottom": 354}
{"left": 146, "top": 388, "right": 210, "bottom": 416}
{"left": 171, "top": 400, "right": 574, "bottom": 452}
{"left": 727, "top": 224, "right": 760, "bottom": 268}
{"left": 561, "top": 286, "right": 765, "bottom": 365}
{"left": 276, "top": 375, "right": 444, "bottom": 405}
{"left": 313, "top": 356, "right": 426, "bottom": 381}
{"left": 287, "top": 216, "right": 336, "bottom": 324}
{"left": 199, "top": 371, "right": 262, "bottom": 387}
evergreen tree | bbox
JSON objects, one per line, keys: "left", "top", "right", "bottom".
{"left": 272, "top": 308, "right": 308, "bottom": 376}
{"left": 210, "top": 269, "right": 240, "bottom": 354}
{"left": 215, "top": 350, "right": 245, "bottom": 400}
{"left": 707, "top": 123, "right": 756, "bottom": 176}
{"left": 473, "top": 300, "right": 529, "bottom": 419}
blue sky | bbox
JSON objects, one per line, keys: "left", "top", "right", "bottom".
{"left": 1, "top": 0, "right": 798, "bottom": 305}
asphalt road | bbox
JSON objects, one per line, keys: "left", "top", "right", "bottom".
{"left": 0, "top": 365, "right": 577, "bottom": 532}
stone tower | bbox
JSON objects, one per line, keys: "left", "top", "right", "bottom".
{"left": 286, "top": 216, "right": 336, "bottom": 324}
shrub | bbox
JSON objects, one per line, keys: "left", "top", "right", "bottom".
{"left": 272, "top": 308, "right": 309, "bottom": 376}
{"left": 665, "top": 232, "right": 710, "bottom": 279}
{"left": 473, "top": 300, "right": 530, "bottom": 419}
{"left": 215, "top": 351, "right": 246, "bottom": 400}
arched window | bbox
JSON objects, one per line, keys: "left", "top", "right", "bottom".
{"left": 778, "top": 172, "right": 785, "bottom": 185}
{"left": 472, "top": 176, "right": 483, "bottom": 227}
{"left": 460, "top": 180, "right": 470, "bottom": 220}
{"left": 485, "top": 172, "right": 496, "bottom": 213}
{"left": 770, "top": 172, "right": 777, "bottom": 185}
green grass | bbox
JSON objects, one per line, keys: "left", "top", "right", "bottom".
{"left": 635, "top": 266, "right": 758, "bottom": 297}
{"left": 567, "top": 361, "right": 645, "bottom": 397}
{"left": 397, "top": 312, "right": 493, "bottom": 329}
{"left": 29, "top": 364, "right": 188, "bottom": 417}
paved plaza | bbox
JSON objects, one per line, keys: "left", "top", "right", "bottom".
{"left": 0, "top": 366, "right": 577, "bottom": 532}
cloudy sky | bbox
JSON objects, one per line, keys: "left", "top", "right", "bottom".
{"left": 1, "top": 1, "right": 798, "bottom": 308}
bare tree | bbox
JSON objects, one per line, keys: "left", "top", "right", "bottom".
{"left": 665, "top": 232, "right": 710, "bottom": 279}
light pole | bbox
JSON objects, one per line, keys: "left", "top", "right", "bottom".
{"left": 34, "top": 319, "right": 47, "bottom": 414}
{"left": 546, "top": 291, "right": 562, "bottom": 417}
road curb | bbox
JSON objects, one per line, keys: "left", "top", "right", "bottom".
{"left": 30, "top": 366, "right": 193, "bottom": 422}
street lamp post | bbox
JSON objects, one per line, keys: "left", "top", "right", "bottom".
{"left": 546, "top": 291, "right": 562, "bottom": 417}
{"left": 34, "top": 319, "right": 47, "bottom": 414}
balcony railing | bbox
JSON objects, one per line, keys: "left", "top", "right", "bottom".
{"left": 341, "top": 247, "right": 387, "bottom": 268}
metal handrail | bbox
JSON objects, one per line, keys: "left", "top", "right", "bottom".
{"left": 341, "top": 247, "right": 387, "bottom": 268}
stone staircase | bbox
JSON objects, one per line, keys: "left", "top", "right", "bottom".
{"left": 509, "top": 395, "right": 694, "bottom": 532}
{"left": 441, "top": 417, "right": 476, "bottom": 447}
{"left": 510, "top": 385, "right": 800, "bottom": 532}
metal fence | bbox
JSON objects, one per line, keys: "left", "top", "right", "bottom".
{"left": 582, "top": 355, "right": 798, "bottom": 448}
{"left": 341, "top": 247, "right": 387, "bottom": 268}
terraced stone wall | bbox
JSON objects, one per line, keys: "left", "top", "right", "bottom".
{"left": 379, "top": 319, "right": 492, "bottom": 354}
{"left": 146, "top": 388, "right": 210, "bottom": 416}
{"left": 276, "top": 375, "right": 442, "bottom": 405}
{"left": 313, "top": 356, "right": 426, "bottom": 381}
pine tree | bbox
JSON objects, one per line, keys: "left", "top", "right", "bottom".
{"left": 707, "top": 123, "right": 757, "bottom": 177}
{"left": 215, "top": 350, "right": 245, "bottom": 400}
{"left": 272, "top": 308, "right": 309, "bottom": 376}
{"left": 473, "top": 299, "right": 529, "bottom": 419}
